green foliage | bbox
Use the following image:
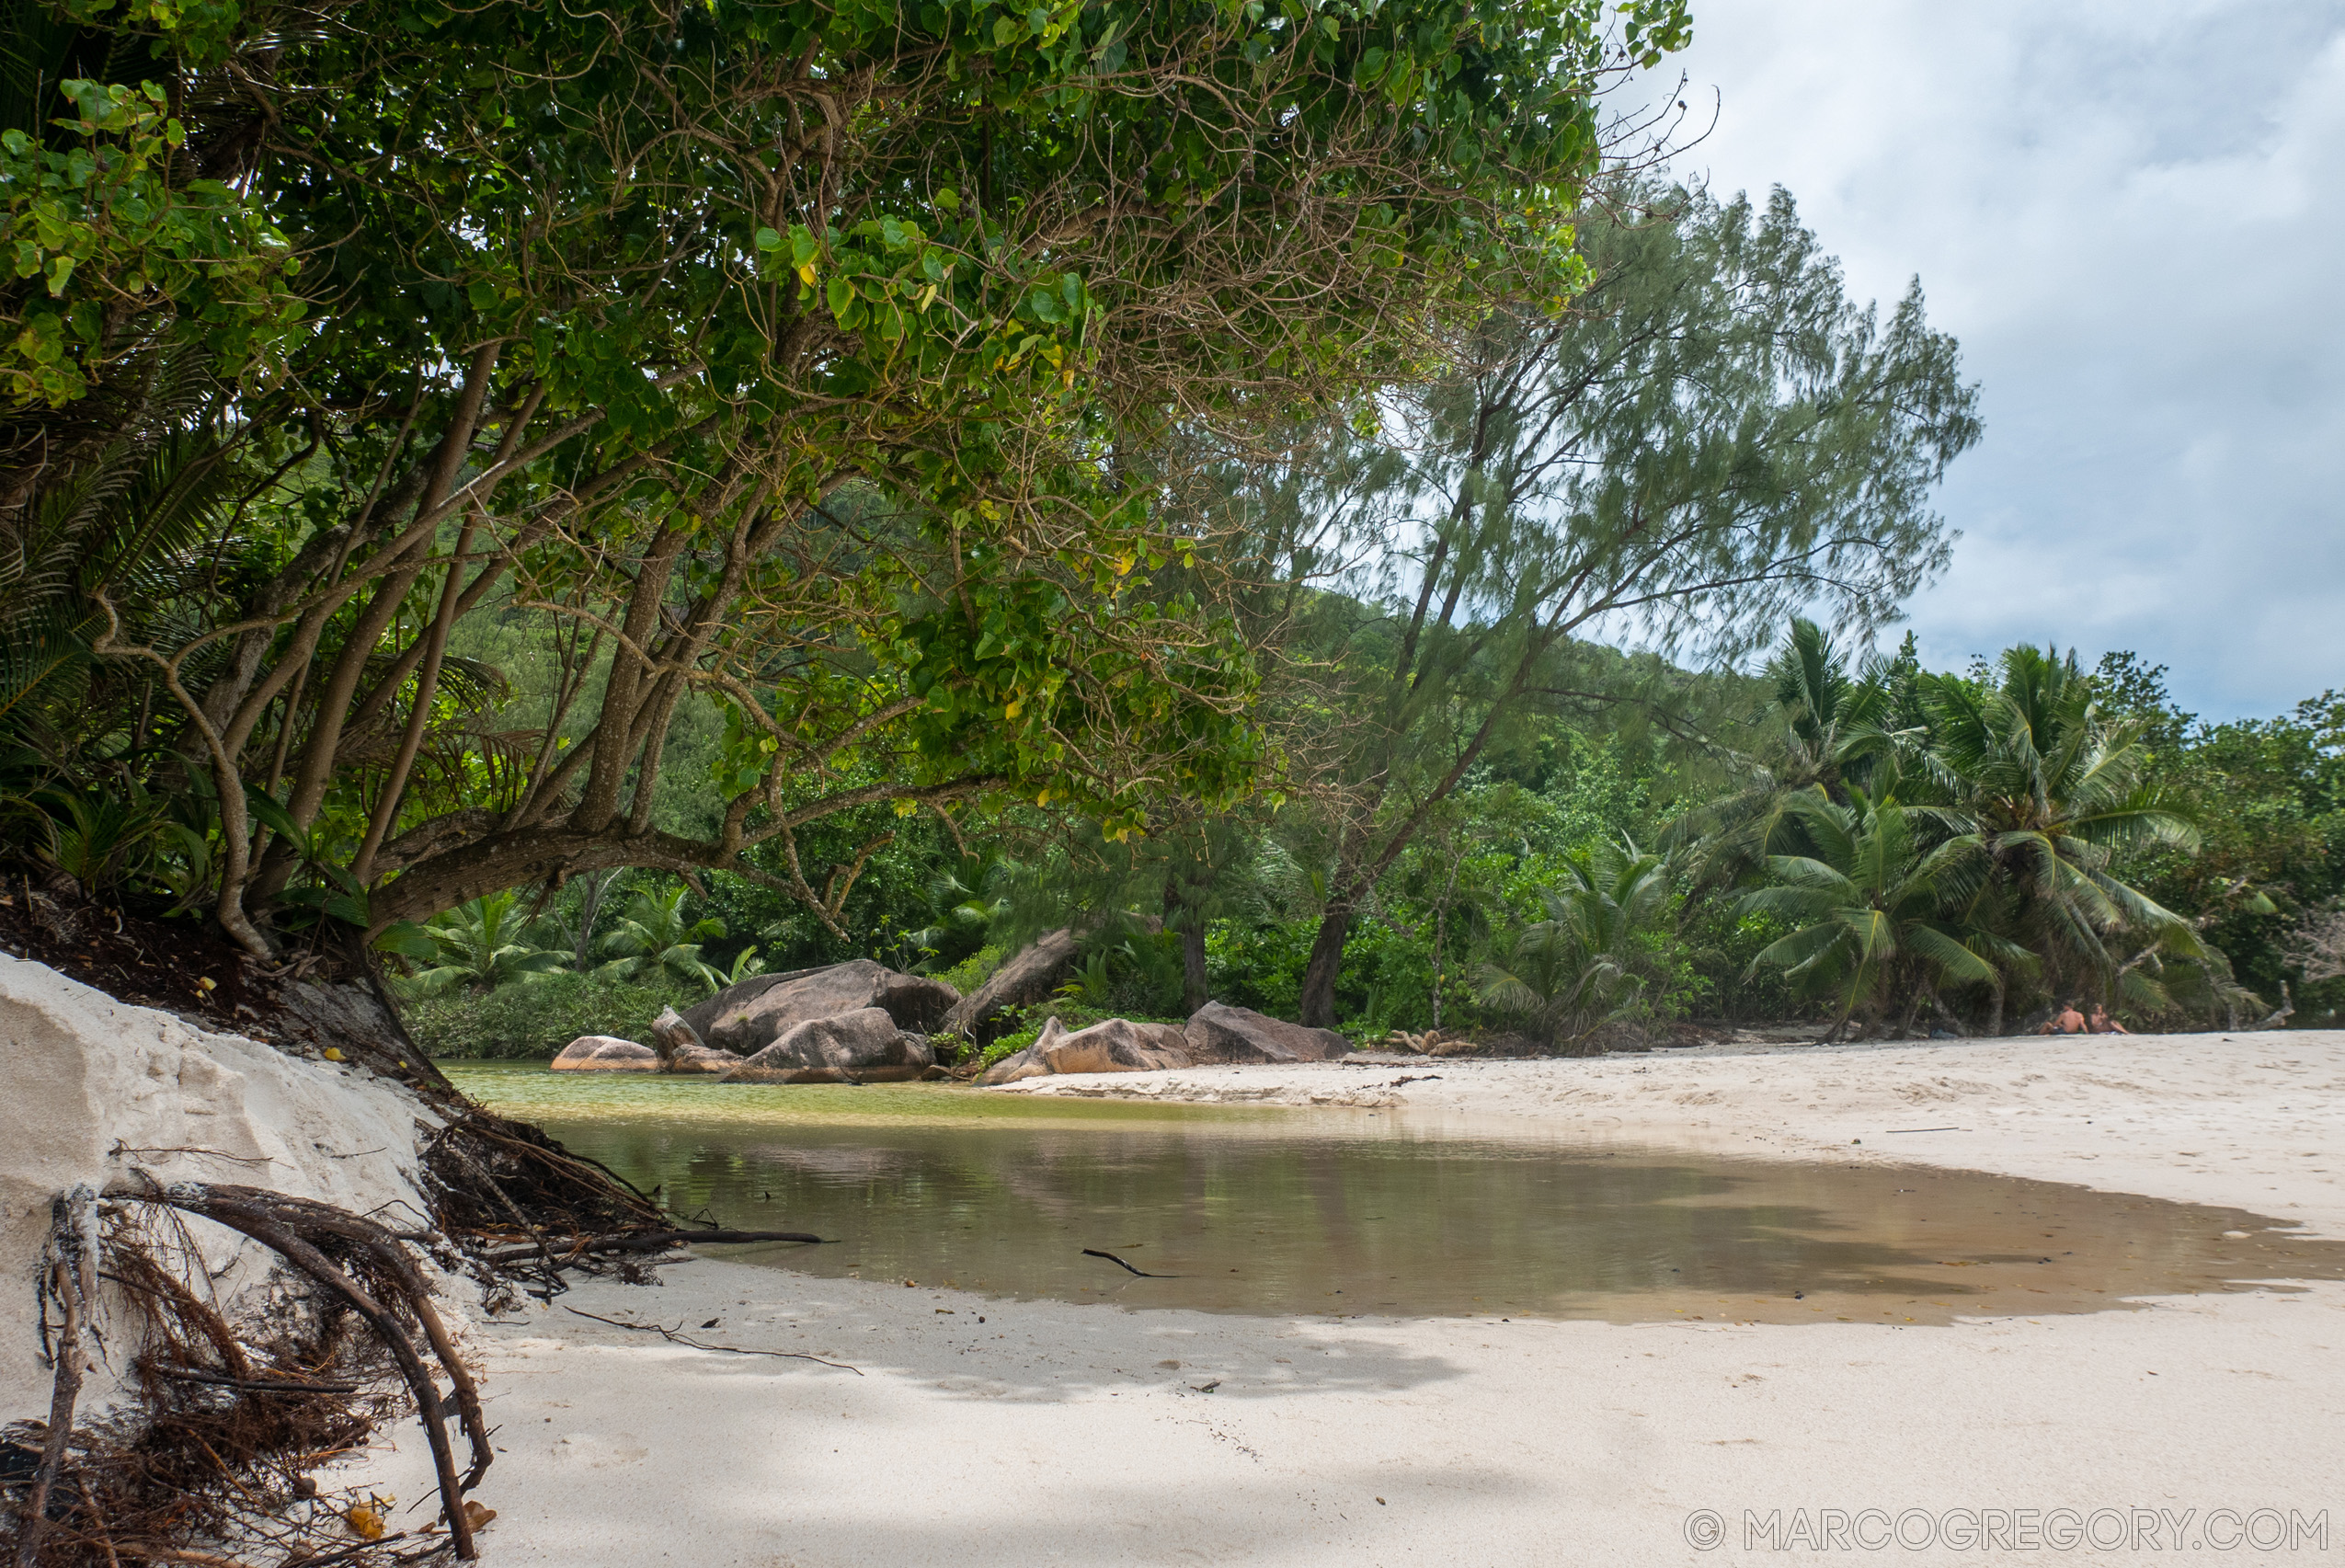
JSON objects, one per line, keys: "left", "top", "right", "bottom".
{"left": 3, "top": 79, "right": 298, "bottom": 405}
{"left": 714, "top": 944, "right": 770, "bottom": 988}
{"left": 1205, "top": 918, "right": 1317, "bottom": 1018}
{"left": 1708, "top": 621, "right": 2253, "bottom": 1033}
{"left": 1916, "top": 645, "right": 2202, "bottom": 1003}
{"left": 1670, "top": 617, "right": 1907, "bottom": 885}
{"left": 21, "top": 780, "right": 173, "bottom": 893}
{"left": 1051, "top": 928, "right": 1186, "bottom": 1016}
{"left": 402, "top": 968, "right": 703, "bottom": 1060}
{"left": 1738, "top": 788, "right": 2008, "bottom": 1035}
{"left": 597, "top": 887, "right": 727, "bottom": 993}
{"left": 936, "top": 943, "right": 1008, "bottom": 998}
{"left": 1219, "top": 177, "right": 1981, "bottom": 1024}
{"left": 5, "top": 0, "right": 1678, "bottom": 962}
{"left": 2100, "top": 668, "right": 2345, "bottom": 1024}
{"left": 1474, "top": 838, "right": 1677, "bottom": 1045}
{"left": 909, "top": 851, "right": 1015, "bottom": 973}
{"left": 405, "top": 890, "right": 566, "bottom": 997}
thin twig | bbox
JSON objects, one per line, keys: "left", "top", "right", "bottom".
{"left": 280, "top": 1530, "right": 410, "bottom": 1568}
{"left": 109, "top": 1144, "right": 276, "bottom": 1166}
{"left": 143, "top": 1367, "right": 364, "bottom": 1397}
{"left": 559, "top": 1307, "right": 862, "bottom": 1373}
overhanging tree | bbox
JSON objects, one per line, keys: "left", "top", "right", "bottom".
{"left": 2, "top": 0, "right": 1693, "bottom": 956}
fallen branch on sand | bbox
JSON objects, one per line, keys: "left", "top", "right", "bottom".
{"left": 560, "top": 1307, "right": 862, "bottom": 1372}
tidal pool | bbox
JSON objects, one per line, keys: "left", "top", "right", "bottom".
{"left": 447, "top": 1062, "right": 2345, "bottom": 1325}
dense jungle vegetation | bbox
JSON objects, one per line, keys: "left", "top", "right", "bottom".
{"left": 5, "top": 0, "right": 2337, "bottom": 1058}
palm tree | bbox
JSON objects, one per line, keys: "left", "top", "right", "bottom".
{"left": 406, "top": 890, "right": 567, "bottom": 996}
{"left": 1671, "top": 618, "right": 1911, "bottom": 887}
{"left": 597, "top": 886, "right": 727, "bottom": 992}
{"left": 1474, "top": 838, "right": 1675, "bottom": 1047}
{"left": 1919, "top": 645, "right": 2202, "bottom": 1023}
{"left": 715, "top": 943, "right": 770, "bottom": 988}
{"left": 909, "top": 850, "right": 1015, "bottom": 971}
{"left": 1738, "top": 787, "right": 2018, "bottom": 1039}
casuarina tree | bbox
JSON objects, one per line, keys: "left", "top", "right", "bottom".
{"left": 1273, "top": 183, "right": 1982, "bottom": 1024}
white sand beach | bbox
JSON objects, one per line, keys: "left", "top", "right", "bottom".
{"left": 370, "top": 1031, "right": 2345, "bottom": 1567}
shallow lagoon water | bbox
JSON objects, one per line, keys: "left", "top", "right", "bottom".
{"left": 448, "top": 1062, "right": 2345, "bottom": 1325}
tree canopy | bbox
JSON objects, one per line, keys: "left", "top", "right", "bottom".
{"left": 3, "top": 0, "right": 1688, "bottom": 956}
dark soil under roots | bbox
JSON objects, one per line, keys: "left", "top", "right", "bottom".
{"left": 0, "top": 882, "right": 459, "bottom": 1104}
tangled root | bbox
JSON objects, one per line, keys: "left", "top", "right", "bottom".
{"left": 5, "top": 1182, "right": 486, "bottom": 1567}
{"left": 6, "top": 1104, "right": 806, "bottom": 1565}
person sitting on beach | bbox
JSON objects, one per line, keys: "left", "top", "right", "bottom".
{"left": 2037, "top": 1001, "right": 2087, "bottom": 1035}
{"left": 2087, "top": 1004, "right": 2130, "bottom": 1035}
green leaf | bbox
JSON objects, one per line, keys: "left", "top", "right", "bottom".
{"left": 374, "top": 921, "right": 440, "bottom": 961}
{"left": 242, "top": 787, "right": 303, "bottom": 843}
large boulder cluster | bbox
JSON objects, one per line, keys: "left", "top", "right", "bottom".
{"left": 550, "top": 956, "right": 1353, "bottom": 1083}
{"left": 977, "top": 1001, "right": 1350, "bottom": 1084}
{"left": 552, "top": 958, "right": 957, "bottom": 1082}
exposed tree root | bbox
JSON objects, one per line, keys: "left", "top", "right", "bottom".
{"left": 3, "top": 895, "right": 846, "bottom": 1565}
{"left": 4, "top": 1182, "right": 482, "bottom": 1567}
{"left": 418, "top": 1105, "right": 833, "bottom": 1302}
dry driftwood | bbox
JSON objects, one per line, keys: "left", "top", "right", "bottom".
{"left": 14, "top": 1187, "right": 97, "bottom": 1568}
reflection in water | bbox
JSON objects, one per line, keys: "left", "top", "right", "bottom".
{"left": 447, "top": 1065, "right": 2345, "bottom": 1325}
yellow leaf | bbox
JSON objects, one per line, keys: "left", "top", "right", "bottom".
{"left": 321, "top": 1047, "right": 346, "bottom": 1062}
{"left": 797, "top": 262, "right": 817, "bottom": 287}
{"left": 1004, "top": 697, "right": 1023, "bottom": 718}
{"left": 346, "top": 1505, "right": 384, "bottom": 1541}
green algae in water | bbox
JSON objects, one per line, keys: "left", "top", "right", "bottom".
{"left": 445, "top": 1063, "right": 2345, "bottom": 1325}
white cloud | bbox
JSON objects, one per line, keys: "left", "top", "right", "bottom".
{"left": 1646, "top": 0, "right": 2345, "bottom": 716}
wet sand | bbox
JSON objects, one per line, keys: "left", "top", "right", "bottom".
{"left": 374, "top": 1031, "right": 2345, "bottom": 1566}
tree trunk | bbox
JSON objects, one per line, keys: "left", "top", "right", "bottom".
{"left": 1430, "top": 900, "right": 1446, "bottom": 1032}
{"left": 1181, "top": 922, "right": 1208, "bottom": 1014}
{"left": 1429, "top": 852, "right": 1460, "bottom": 1032}
{"left": 1298, "top": 902, "right": 1352, "bottom": 1028}
{"left": 1161, "top": 873, "right": 1208, "bottom": 1015}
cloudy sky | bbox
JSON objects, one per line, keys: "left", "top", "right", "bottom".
{"left": 1642, "top": 0, "right": 2345, "bottom": 720}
